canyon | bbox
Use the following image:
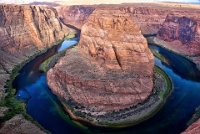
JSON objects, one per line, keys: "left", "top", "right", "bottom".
{"left": 156, "top": 14, "right": 200, "bottom": 69}
{"left": 56, "top": 4, "right": 200, "bottom": 130}
{"left": 0, "top": 4, "right": 73, "bottom": 133}
{"left": 57, "top": 3, "right": 200, "bottom": 70}
{"left": 0, "top": 4, "right": 73, "bottom": 100}
{"left": 0, "top": 2, "right": 200, "bottom": 134}
{"left": 47, "top": 9, "right": 155, "bottom": 126}
{"left": 57, "top": 3, "right": 200, "bottom": 35}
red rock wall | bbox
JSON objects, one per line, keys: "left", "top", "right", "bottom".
{"left": 157, "top": 14, "right": 200, "bottom": 67}
{"left": 182, "top": 119, "right": 200, "bottom": 134}
{"left": 157, "top": 14, "right": 200, "bottom": 55}
{"left": 57, "top": 5, "right": 95, "bottom": 29}
{"left": 57, "top": 4, "right": 200, "bottom": 36}
{"left": 47, "top": 9, "right": 154, "bottom": 113}
{"left": 0, "top": 4, "right": 72, "bottom": 100}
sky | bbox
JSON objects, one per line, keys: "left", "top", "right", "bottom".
{"left": 0, "top": 0, "right": 199, "bottom": 5}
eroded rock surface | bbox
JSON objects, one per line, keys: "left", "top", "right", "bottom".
{"left": 57, "top": 5, "right": 95, "bottom": 29}
{"left": 47, "top": 9, "right": 154, "bottom": 119}
{"left": 157, "top": 14, "right": 200, "bottom": 68}
{"left": 182, "top": 119, "right": 200, "bottom": 134}
{"left": 57, "top": 5, "right": 167, "bottom": 34}
{"left": 57, "top": 4, "right": 200, "bottom": 35}
{"left": 0, "top": 4, "right": 72, "bottom": 100}
{"left": 0, "top": 4, "right": 73, "bottom": 133}
{"left": 0, "top": 114, "right": 45, "bottom": 134}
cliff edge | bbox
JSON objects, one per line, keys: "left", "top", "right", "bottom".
{"left": 0, "top": 4, "right": 73, "bottom": 133}
{"left": 47, "top": 9, "right": 154, "bottom": 126}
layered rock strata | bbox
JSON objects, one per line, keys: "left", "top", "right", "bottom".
{"left": 0, "top": 4, "right": 73, "bottom": 133}
{"left": 0, "top": 114, "right": 45, "bottom": 134}
{"left": 156, "top": 14, "right": 200, "bottom": 68}
{"left": 57, "top": 5, "right": 167, "bottom": 34}
{"left": 57, "top": 4, "right": 200, "bottom": 35}
{"left": 0, "top": 4, "right": 72, "bottom": 100}
{"left": 47, "top": 9, "right": 154, "bottom": 126}
{"left": 182, "top": 119, "right": 200, "bottom": 134}
{"left": 57, "top": 5, "right": 95, "bottom": 29}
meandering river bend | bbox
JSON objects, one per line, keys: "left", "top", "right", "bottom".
{"left": 13, "top": 39, "right": 200, "bottom": 134}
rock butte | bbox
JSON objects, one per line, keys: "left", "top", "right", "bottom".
{"left": 57, "top": 4, "right": 200, "bottom": 69}
{"left": 0, "top": 2, "right": 200, "bottom": 133}
{"left": 47, "top": 9, "right": 154, "bottom": 123}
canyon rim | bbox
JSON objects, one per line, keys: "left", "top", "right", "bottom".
{"left": 0, "top": 2, "right": 200, "bottom": 134}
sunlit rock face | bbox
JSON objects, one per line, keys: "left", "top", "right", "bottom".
{"left": 79, "top": 10, "right": 154, "bottom": 72}
{"left": 0, "top": 4, "right": 73, "bottom": 132}
{"left": 0, "top": 4, "right": 71, "bottom": 107}
{"left": 47, "top": 9, "right": 154, "bottom": 113}
{"left": 57, "top": 5, "right": 167, "bottom": 34}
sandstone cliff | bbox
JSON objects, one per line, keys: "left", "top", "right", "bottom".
{"left": 0, "top": 114, "right": 45, "bottom": 134}
{"left": 57, "top": 5, "right": 166, "bottom": 34}
{"left": 57, "top": 4, "right": 200, "bottom": 36}
{"left": 182, "top": 119, "right": 200, "bottom": 134}
{"left": 0, "top": 4, "right": 72, "bottom": 133}
{"left": 47, "top": 9, "right": 154, "bottom": 125}
{"left": 157, "top": 14, "right": 200, "bottom": 68}
{"left": 57, "top": 5, "right": 95, "bottom": 29}
{"left": 0, "top": 4, "right": 72, "bottom": 100}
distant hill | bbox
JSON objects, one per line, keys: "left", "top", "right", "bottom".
{"left": 29, "top": 2, "right": 60, "bottom": 7}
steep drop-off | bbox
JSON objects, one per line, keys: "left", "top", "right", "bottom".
{"left": 47, "top": 9, "right": 154, "bottom": 126}
{"left": 182, "top": 119, "right": 200, "bottom": 134}
{"left": 156, "top": 14, "right": 200, "bottom": 68}
{"left": 0, "top": 4, "right": 72, "bottom": 100}
{"left": 0, "top": 4, "right": 73, "bottom": 133}
{"left": 57, "top": 4, "right": 167, "bottom": 34}
{"left": 57, "top": 5, "right": 95, "bottom": 29}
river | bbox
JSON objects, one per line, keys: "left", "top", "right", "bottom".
{"left": 13, "top": 39, "right": 200, "bottom": 134}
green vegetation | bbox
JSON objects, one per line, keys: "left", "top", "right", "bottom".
{"left": 62, "top": 66, "right": 173, "bottom": 128}
{"left": 0, "top": 55, "right": 50, "bottom": 133}
{"left": 0, "top": 39, "right": 65, "bottom": 132}
{"left": 151, "top": 49, "right": 170, "bottom": 65}
{"left": 40, "top": 38, "right": 78, "bottom": 73}
{"left": 154, "top": 66, "right": 172, "bottom": 99}
{"left": 0, "top": 65, "right": 26, "bottom": 121}
{"left": 39, "top": 52, "right": 65, "bottom": 73}
{"left": 65, "top": 31, "right": 77, "bottom": 40}
{"left": 39, "top": 56, "right": 55, "bottom": 72}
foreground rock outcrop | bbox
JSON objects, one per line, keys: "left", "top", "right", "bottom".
{"left": 156, "top": 14, "right": 200, "bottom": 68}
{"left": 0, "top": 4, "right": 73, "bottom": 133}
{"left": 47, "top": 9, "right": 154, "bottom": 126}
{"left": 0, "top": 114, "right": 45, "bottom": 134}
{"left": 182, "top": 119, "right": 200, "bottom": 134}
